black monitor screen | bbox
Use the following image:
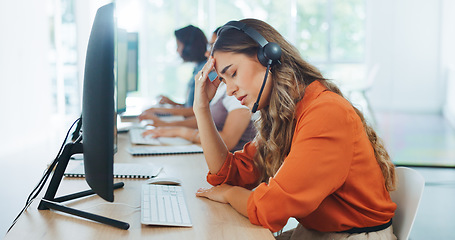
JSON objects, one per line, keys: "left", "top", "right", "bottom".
{"left": 82, "top": 2, "right": 116, "bottom": 202}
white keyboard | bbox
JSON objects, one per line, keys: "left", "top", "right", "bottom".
{"left": 129, "top": 128, "right": 192, "bottom": 146}
{"left": 141, "top": 184, "right": 192, "bottom": 227}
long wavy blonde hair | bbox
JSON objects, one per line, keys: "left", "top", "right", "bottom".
{"left": 213, "top": 19, "right": 396, "bottom": 191}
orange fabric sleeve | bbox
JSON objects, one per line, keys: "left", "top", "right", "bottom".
{"left": 206, "top": 142, "right": 260, "bottom": 190}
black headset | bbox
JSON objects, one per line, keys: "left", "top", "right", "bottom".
{"left": 217, "top": 21, "right": 282, "bottom": 67}
{"left": 217, "top": 21, "right": 282, "bottom": 112}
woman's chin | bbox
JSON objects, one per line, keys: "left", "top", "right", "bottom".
{"left": 246, "top": 102, "right": 254, "bottom": 111}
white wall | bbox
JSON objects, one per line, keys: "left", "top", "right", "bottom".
{"left": 0, "top": 0, "right": 52, "bottom": 236}
{"left": 441, "top": 0, "right": 455, "bottom": 127}
{"left": 0, "top": 1, "right": 52, "bottom": 156}
{"left": 367, "top": 0, "right": 445, "bottom": 113}
{"left": 445, "top": 67, "right": 455, "bottom": 127}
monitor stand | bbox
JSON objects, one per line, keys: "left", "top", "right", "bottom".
{"left": 37, "top": 142, "right": 130, "bottom": 230}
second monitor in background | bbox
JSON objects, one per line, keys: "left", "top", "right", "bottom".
{"left": 117, "top": 29, "right": 139, "bottom": 114}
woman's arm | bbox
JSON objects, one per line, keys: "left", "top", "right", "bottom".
{"left": 144, "top": 115, "right": 198, "bottom": 128}
{"left": 193, "top": 57, "right": 229, "bottom": 174}
{"left": 141, "top": 126, "right": 195, "bottom": 141}
{"left": 196, "top": 184, "right": 251, "bottom": 217}
{"left": 165, "top": 107, "right": 195, "bottom": 117}
{"left": 138, "top": 106, "right": 194, "bottom": 121}
{"left": 158, "top": 95, "right": 183, "bottom": 106}
{"left": 194, "top": 103, "right": 228, "bottom": 173}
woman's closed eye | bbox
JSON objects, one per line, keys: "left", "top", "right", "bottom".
{"left": 232, "top": 71, "right": 237, "bottom": 78}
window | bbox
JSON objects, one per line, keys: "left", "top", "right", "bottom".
{"left": 48, "top": 0, "right": 80, "bottom": 115}
{"left": 295, "top": 0, "right": 366, "bottom": 84}
{"left": 51, "top": 0, "right": 366, "bottom": 114}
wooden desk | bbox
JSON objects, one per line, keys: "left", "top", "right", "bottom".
{"left": 4, "top": 133, "right": 274, "bottom": 239}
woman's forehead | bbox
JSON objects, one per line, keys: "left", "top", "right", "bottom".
{"left": 212, "top": 52, "right": 236, "bottom": 72}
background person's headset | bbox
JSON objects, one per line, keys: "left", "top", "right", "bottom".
{"left": 217, "top": 21, "right": 282, "bottom": 113}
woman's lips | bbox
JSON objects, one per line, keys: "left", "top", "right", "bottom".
{"left": 237, "top": 95, "right": 246, "bottom": 105}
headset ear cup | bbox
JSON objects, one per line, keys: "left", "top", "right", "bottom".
{"left": 257, "top": 42, "right": 282, "bottom": 67}
{"left": 257, "top": 47, "right": 269, "bottom": 67}
{"left": 264, "top": 42, "right": 282, "bottom": 62}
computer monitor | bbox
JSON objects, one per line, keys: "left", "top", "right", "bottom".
{"left": 37, "top": 2, "right": 129, "bottom": 230}
{"left": 82, "top": 1, "right": 117, "bottom": 201}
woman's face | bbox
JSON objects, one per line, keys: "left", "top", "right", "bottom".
{"left": 213, "top": 51, "right": 273, "bottom": 111}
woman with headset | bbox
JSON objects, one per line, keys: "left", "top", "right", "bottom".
{"left": 194, "top": 19, "right": 397, "bottom": 239}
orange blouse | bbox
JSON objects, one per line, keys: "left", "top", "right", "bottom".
{"left": 207, "top": 81, "right": 396, "bottom": 233}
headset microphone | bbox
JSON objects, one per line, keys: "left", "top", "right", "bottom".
{"left": 252, "top": 60, "right": 272, "bottom": 113}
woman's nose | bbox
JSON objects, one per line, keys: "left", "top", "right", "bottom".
{"left": 225, "top": 81, "right": 237, "bottom": 96}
